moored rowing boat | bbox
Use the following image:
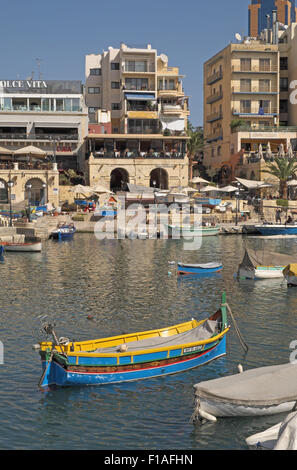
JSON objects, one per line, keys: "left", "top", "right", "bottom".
{"left": 35, "top": 293, "right": 230, "bottom": 388}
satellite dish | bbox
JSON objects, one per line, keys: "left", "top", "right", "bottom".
{"left": 235, "top": 33, "right": 242, "bottom": 42}
{"left": 160, "top": 54, "right": 168, "bottom": 63}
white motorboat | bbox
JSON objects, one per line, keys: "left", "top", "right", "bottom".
{"left": 192, "top": 363, "right": 297, "bottom": 422}
{"left": 2, "top": 240, "right": 42, "bottom": 252}
{"left": 246, "top": 412, "right": 297, "bottom": 450}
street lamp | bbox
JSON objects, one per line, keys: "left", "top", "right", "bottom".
{"left": 26, "top": 183, "right": 32, "bottom": 222}
{"left": 49, "top": 137, "right": 60, "bottom": 164}
{"left": 42, "top": 182, "right": 47, "bottom": 205}
{"left": 7, "top": 180, "right": 14, "bottom": 227}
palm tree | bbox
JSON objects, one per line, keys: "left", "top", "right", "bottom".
{"left": 262, "top": 157, "right": 297, "bottom": 199}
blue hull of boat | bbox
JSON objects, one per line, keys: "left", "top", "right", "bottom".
{"left": 256, "top": 226, "right": 297, "bottom": 236}
{"left": 40, "top": 336, "right": 226, "bottom": 387}
{"left": 178, "top": 264, "right": 223, "bottom": 275}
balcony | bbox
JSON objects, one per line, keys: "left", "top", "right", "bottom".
{"left": 206, "top": 129, "right": 223, "bottom": 143}
{"left": 123, "top": 64, "right": 155, "bottom": 73}
{"left": 232, "top": 107, "right": 278, "bottom": 116}
{"left": 206, "top": 111, "right": 223, "bottom": 123}
{"left": 93, "top": 150, "right": 185, "bottom": 159}
{"left": 207, "top": 70, "right": 223, "bottom": 85}
{"left": 232, "top": 65, "right": 278, "bottom": 73}
{"left": 0, "top": 161, "right": 55, "bottom": 170}
{"left": 158, "top": 83, "right": 184, "bottom": 95}
{"left": 127, "top": 127, "right": 160, "bottom": 134}
{"left": 232, "top": 86, "right": 278, "bottom": 94}
{"left": 161, "top": 104, "right": 183, "bottom": 114}
{"left": 0, "top": 133, "right": 79, "bottom": 141}
{"left": 206, "top": 92, "right": 223, "bottom": 104}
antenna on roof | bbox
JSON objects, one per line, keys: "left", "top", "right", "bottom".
{"left": 235, "top": 33, "right": 242, "bottom": 42}
{"left": 36, "top": 58, "right": 43, "bottom": 80}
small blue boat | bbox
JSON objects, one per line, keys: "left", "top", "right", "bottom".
{"left": 51, "top": 223, "right": 76, "bottom": 240}
{"left": 255, "top": 224, "right": 297, "bottom": 236}
{"left": 178, "top": 262, "right": 223, "bottom": 276}
{"left": 35, "top": 293, "right": 230, "bottom": 388}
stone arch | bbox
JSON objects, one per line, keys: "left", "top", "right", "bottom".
{"left": 24, "top": 178, "right": 46, "bottom": 205}
{"left": 0, "top": 179, "right": 8, "bottom": 203}
{"left": 149, "top": 168, "right": 168, "bottom": 190}
{"left": 110, "top": 168, "right": 129, "bottom": 192}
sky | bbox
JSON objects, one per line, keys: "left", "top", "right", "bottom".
{"left": 0, "top": 0, "right": 249, "bottom": 126}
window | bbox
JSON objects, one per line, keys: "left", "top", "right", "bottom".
{"left": 125, "top": 78, "right": 149, "bottom": 90}
{"left": 259, "top": 58, "right": 271, "bottom": 72}
{"left": 259, "top": 79, "right": 271, "bottom": 92}
{"left": 90, "top": 68, "right": 101, "bottom": 76}
{"left": 111, "top": 103, "right": 121, "bottom": 110}
{"left": 125, "top": 60, "right": 147, "bottom": 72}
{"left": 240, "top": 100, "right": 251, "bottom": 113}
{"left": 217, "top": 146, "right": 221, "bottom": 156}
{"left": 240, "top": 79, "right": 251, "bottom": 92}
{"left": 280, "top": 57, "right": 288, "bottom": 70}
{"left": 88, "top": 87, "right": 100, "bottom": 94}
{"left": 111, "top": 63, "right": 120, "bottom": 70}
{"left": 111, "top": 81, "right": 120, "bottom": 89}
{"left": 280, "top": 77, "right": 288, "bottom": 92}
{"left": 240, "top": 58, "right": 251, "bottom": 72}
{"left": 280, "top": 100, "right": 288, "bottom": 113}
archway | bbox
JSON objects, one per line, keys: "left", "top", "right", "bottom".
{"left": 25, "top": 178, "right": 46, "bottom": 205}
{"left": 110, "top": 168, "right": 129, "bottom": 192}
{"left": 0, "top": 179, "right": 8, "bottom": 203}
{"left": 149, "top": 168, "right": 168, "bottom": 190}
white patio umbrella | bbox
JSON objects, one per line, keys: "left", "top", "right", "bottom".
{"left": 287, "top": 142, "right": 294, "bottom": 159}
{"left": 220, "top": 185, "right": 238, "bottom": 193}
{"left": 190, "top": 176, "right": 209, "bottom": 184}
{"left": 14, "top": 145, "right": 47, "bottom": 158}
{"left": 265, "top": 142, "right": 272, "bottom": 160}
{"left": 70, "top": 184, "right": 94, "bottom": 197}
{"left": 90, "top": 184, "right": 114, "bottom": 194}
{"left": 200, "top": 185, "right": 225, "bottom": 193}
{"left": 0, "top": 146, "right": 13, "bottom": 155}
{"left": 278, "top": 143, "right": 285, "bottom": 158}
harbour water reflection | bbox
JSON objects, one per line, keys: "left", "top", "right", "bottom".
{"left": 1, "top": 233, "right": 297, "bottom": 449}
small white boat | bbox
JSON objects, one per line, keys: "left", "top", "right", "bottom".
{"left": 3, "top": 240, "right": 42, "bottom": 252}
{"left": 192, "top": 363, "right": 297, "bottom": 422}
{"left": 246, "top": 412, "right": 297, "bottom": 450}
{"left": 237, "top": 248, "right": 294, "bottom": 280}
{"left": 283, "top": 264, "right": 297, "bottom": 287}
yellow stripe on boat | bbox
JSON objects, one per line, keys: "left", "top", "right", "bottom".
{"left": 39, "top": 318, "right": 230, "bottom": 358}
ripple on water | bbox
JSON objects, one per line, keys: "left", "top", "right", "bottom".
{"left": 1, "top": 234, "right": 297, "bottom": 449}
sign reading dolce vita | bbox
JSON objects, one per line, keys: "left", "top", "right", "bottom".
{"left": 0, "top": 80, "right": 48, "bottom": 89}
{"left": 0, "top": 80, "right": 83, "bottom": 94}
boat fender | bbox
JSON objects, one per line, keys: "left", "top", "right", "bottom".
{"left": 118, "top": 344, "right": 128, "bottom": 352}
{"left": 59, "top": 337, "right": 70, "bottom": 346}
{"left": 32, "top": 344, "right": 41, "bottom": 351}
{"left": 199, "top": 409, "right": 217, "bottom": 423}
{"left": 238, "top": 364, "right": 244, "bottom": 373}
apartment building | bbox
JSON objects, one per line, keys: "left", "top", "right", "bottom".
{"left": 249, "top": 0, "right": 297, "bottom": 37}
{"left": 85, "top": 44, "right": 190, "bottom": 190}
{"left": 203, "top": 11, "right": 297, "bottom": 184}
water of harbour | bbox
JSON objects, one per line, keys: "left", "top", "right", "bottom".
{"left": 1, "top": 233, "right": 297, "bottom": 450}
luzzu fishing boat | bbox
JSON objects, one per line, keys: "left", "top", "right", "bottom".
{"left": 35, "top": 293, "right": 230, "bottom": 388}
{"left": 167, "top": 224, "right": 220, "bottom": 238}
{"left": 177, "top": 262, "right": 222, "bottom": 276}
{"left": 254, "top": 224, "right": 297, "bottom": 236}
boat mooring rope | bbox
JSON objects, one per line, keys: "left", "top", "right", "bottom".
{"left": 223, "top": 302, "right": 249, "bottom": 354}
